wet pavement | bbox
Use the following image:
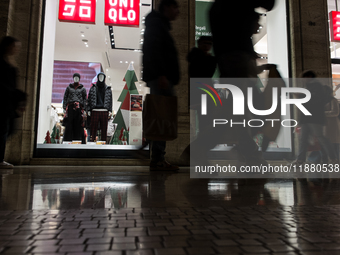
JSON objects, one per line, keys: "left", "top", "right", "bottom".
{"left": 1, "top": 166, "right": 340, "bottom": 254}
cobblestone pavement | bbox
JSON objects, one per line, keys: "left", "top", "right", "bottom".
{"left": 1, "top": 167, "right": 340, "bottom": 254}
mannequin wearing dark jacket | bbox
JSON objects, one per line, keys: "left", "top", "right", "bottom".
{"left": 88, "top": 73, "right": 112, "bottom": 142}
{"left": 63, "top": 73, "right": 87, "bottom": 142}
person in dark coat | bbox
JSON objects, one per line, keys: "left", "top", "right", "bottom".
{"left": 293, "top": 71, "right": 337, "bottom": 165}
{"left": 142, "top": 0, "right": 180, "bottom": 171}
{"left": 208, "top": 0, "right": 275, "bottom": 166}
{"left": 187, "top": 36, "right": 216, "bottom": 78}
{"left": 0, "top": 36, "right": 26, "bottom": 168}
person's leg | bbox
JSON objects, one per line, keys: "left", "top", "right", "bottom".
{"left": 0, "top": 133, "right": 6, "bottom": 162}
{"left": 149, "top": 81, "right": 174, "bottom": 162}
{"left": 63, "top": 105, "right": 73, "bottom": 142}
{"left": 99, "top": 111, "right": 108, "bottom": 142}
{"left": 90, "top": 111, "right": 99, "bottom": 142}
{"left": 297, "top": 124, "right": 310, "bottom": 162}
{"left": 310, "top": 124, "right": 336, "bottom": 161}
{"left": 74, "top": 107, "right": 83, "bottom": 141}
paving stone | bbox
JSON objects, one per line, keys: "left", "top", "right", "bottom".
{"left": 59, "top": 245, "right": 86, "bottom": 252}
{"left": 137, "top": 242, "right": 163, "bottom": 249}
{"left": 31, "top": 245, "right": 59, "bottom": 253}
{"left": 155, "top": 248, "right": 186, "bottom": 255}
{"left": 86, "top": 244, "right": 111, "bottom": 251}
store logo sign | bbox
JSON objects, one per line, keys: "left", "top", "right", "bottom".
{"left": 59, "top": 0, "right": 96, "bottom": 24}
{"left": 330, "top": 11, "right": 340, "bottom": 42}
{"left": 105, "top": 0, "right": 140, "bottom": 27}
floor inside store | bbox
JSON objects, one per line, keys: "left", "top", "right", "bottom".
{"left": 0, "top": 166, "right": 340, "bottom": 254}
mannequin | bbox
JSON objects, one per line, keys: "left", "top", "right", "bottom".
{"left": 62, "top": 73, "right": 87, "bottom": 142}
{"left": 88, "top": 72, "right": 113, "bottom": 142}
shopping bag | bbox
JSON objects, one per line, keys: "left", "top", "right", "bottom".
{"left": 143, "top": 94, "right": 178, "bottom": 141}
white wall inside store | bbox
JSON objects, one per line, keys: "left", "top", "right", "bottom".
{"left": 37, "top": 0, "right": 57, "bottom": 144}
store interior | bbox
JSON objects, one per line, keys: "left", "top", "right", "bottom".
{"left": 37, "top": 0, "right": 151, "bottom": 146}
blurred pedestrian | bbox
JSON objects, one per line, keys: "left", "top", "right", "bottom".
{"left": 142, "top": 0, "right": 180, "bottom": 171}
{"left": 292, "top": 71, "right": 337, "bottom": 165}
{"left": 187, "top": 36, "right": 216, "bottom": 78}
{"left": 209, "top": 1, "right": 275, "bottom": 165}
{"left": 0, "top": 36, "right": 26, "bottom": 168}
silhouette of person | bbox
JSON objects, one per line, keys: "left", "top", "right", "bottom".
{"left": 0, "top": 36, "right": 26, "bottom": 169}
{"left": 293, "top": 71, "right": 337, "bottom": 166}
{"left": 209, "top": 0, "right": 275, "bottom": 165}
{"left": 143, "top": 0, "right": 180, "bottom": 171}
{"left": 187, "top": 36, "right": 217, "bottom": 78}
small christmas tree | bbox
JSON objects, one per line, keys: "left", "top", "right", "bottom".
{"left": 44, "top": 131, "right": 51, "bottom": 144}
{"left": 51, "top": 125, "right": 57, "bottom": 144}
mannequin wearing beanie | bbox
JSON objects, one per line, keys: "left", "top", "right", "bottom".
{"left": 88, "top": 73, "right": 113, "bottom": 142}
{"left": 62, "top": 73, "right": 87, "bottom": 142}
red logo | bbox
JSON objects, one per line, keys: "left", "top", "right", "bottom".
{"left": 59, "top": 0, "right": 96, "bottom": 24}
{"left": 330, "top": 11, "right": 340, "bottom": 42}
{"left": 105, "top": 0, "right": 140, "bottom": 27}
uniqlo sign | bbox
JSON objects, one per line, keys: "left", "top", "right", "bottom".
{"left": 104, "top": 0, "right": 140, "bottom": 27}
{"left": 330, "top": 11, "right": 340, "bottom": 42}
{"left": 59, "top": 0, "right": 96, "bottom": 24}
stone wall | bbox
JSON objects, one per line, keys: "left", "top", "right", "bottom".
{"left": 3, "top": 0, "right": 43, "bottom": 164}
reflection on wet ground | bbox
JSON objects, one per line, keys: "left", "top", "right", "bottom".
{"left": 1, "top": 166, "right": 340, "bottom": 254}
{"left": 1, "top": 167, "right": 340, "bottom": 210}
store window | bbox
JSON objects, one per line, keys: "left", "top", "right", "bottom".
{"left": 193, "top": 0, "right": 291, "bottom": 156}
{"left": 36, "top": 0, "right": 152, "bottom": 157}
{"left": 329, "top": 0, "right": 340, "bottom": 99}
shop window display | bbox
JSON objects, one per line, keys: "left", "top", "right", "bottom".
{"left": 36, "top": 0, "right": 152, "bottom": 156}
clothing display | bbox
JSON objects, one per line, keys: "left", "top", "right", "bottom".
{"left": 88, "top": 73, "right": 112, "bottom": 142}
{"left": 62, "top": 73, "right": 87, "bottom": 142}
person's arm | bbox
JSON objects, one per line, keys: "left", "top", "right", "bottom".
{"left": 63, "top": 86, "right": 69, "bottom": 111}
{"left": 325, "top": 98, "right": 340, "bottom": 117}
{"left": 82, "top": 87, "right": 87, "bottom": 107}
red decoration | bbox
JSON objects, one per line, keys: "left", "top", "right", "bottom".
{"left": 104, "top": 0, "right": 140, "bottom": 27}
{"left": 59, "top": 0, "right": 96, "bottom": 24}
{"left": 45, "top": 131, "right": 51, "bottom": 144}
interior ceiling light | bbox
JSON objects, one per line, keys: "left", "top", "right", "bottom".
{"left": 120, "top": 61, "right": 123, "bottom": 63}
{"left": 125, "top": 61, "right": 128, "bottom": 63}
{"left": 81, "top": 34, "right": 85, "bottom": 37}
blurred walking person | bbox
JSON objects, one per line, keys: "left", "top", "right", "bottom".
{"left": 0, "top": 36, "right": 26, "bottom": 168}
{"left": 142, "top": 0, "right": 180, "bottom": 171}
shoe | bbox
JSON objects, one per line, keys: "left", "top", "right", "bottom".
{"left": 0, "top": 161, "right": 13, "bottom": 169}
{"left": 150, "top": 160, "right": 179, "bottom": 171}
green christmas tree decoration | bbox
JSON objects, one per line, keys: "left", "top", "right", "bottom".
{"left": 51, "top": 125, "right": 57, "bottom": 144}
{"left": 112, "top": 63, "right": 139, "bottom": 144}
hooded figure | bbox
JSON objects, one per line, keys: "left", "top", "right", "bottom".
{"left": 88, "top": 72, "right": 113, "bottom": 142}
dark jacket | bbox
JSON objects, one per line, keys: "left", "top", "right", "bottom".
{"left": 142, "top": 10, "right": 180, "bottom": 86}
{"left": 299, "top": 81, "right": 328, "bottom": 125}
{"left": 210, "top": 0, "right": 274, "bottom": 60}
{"left": 0, "top": 58, "right": 26, "bottom": 121}
{"left": 88, "top": 83, "right": 112, "bottom": 112}
{"left": 187, "top": 47, "right": 217, "bottom": 78}
{"left": 63, "top": 83, "right": 87, "bottom": 110}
